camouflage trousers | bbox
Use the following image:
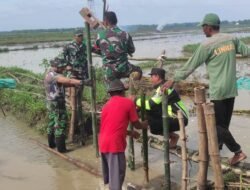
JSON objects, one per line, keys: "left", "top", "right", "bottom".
{"left": 46, "top": 101, "right": 67, "bottom": 138}
{"left": 104, "top": 61, "right": 142, "bottom": 82}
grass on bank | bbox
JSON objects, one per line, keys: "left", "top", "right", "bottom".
{"left": 0, "top": 65, "right": 107, "bottom": 134}
{"left": 0, "top": 31, "right": 74, "bottom": 45}
{"left": 183, "top": 36, "right": 250, "bottom": 54}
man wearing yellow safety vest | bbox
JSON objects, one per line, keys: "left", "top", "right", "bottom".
{"left": 135, "top": 68, "right": 188, "bottom": 148}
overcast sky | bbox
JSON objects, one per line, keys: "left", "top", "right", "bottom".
{"left": 1, "top": 0, "right": 250, "bottom": 31}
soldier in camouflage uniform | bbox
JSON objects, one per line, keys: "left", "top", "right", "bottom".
{"left": 93, "top": 11, "right": 142, "bottom": 82}
{"left": 62, "top": 29, "right": 89, "bottom": 140}
{"left": 44, "top": 57, "right": 83, "bottom": 152}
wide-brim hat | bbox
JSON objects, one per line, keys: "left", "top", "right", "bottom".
{"left": 107, "top": 79, "right": 127, "bottom": 93}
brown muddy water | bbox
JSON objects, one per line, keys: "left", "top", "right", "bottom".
{"left": 0, "top": 116, "right": 102, "bottom": 190}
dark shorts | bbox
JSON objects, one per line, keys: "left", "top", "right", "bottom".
{"left": 101, "top": 152, "right": 126, "bottom": 190}
{"left": 149, "top": 117, "right": 188, "bottom": 135}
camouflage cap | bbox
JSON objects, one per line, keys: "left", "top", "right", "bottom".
{"left": 50, "top": 55, "right": 67, "bottom": 68}
{"left": 74, "top": 29, "right": 83, "bottom": 36}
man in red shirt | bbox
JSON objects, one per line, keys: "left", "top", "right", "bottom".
{"left": 99, "top": 79, "right": 148, "bottom": 190}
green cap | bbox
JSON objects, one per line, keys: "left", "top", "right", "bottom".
{"left": 199, "top": 13, "right": 220, "bottom": 26}
{"left": 74, "top": 29, "right": 83, "bottom": 36}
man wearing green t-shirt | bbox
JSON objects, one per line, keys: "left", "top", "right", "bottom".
{"left": 163, "top": 13, "right": 249, "bottom": 165}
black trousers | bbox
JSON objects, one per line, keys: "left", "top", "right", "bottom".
{"left": 149, "top": 116, "right": 188, "bottom": 135}
{"left": 211, "top": 98, "right": 241, "bottom": 153}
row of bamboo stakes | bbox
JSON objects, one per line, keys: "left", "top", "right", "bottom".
{"left": 195, "top": 87, "right": 224, "bottom": 190}
{"left": 127, "top": 86, "right": 224, "bottom": 190}
{"left": 67, "top": 50, "right": 224, "bottom": 189}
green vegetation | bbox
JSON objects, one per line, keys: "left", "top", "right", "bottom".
{"left": 182, "top": 43, "right": 200, "bottom": 54}
{"left": 183, "top": 36, "right": 250, "bottom": 54}
{"left": 0, "top": 65, "right": 107, "bottom": 134}
{"left": 0, "top": 66, "right": 46, "bottom": 132}
{"left": 0, "top": 29, "right": 76, "bottom": 45}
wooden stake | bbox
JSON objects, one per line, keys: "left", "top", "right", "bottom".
{"left": 203, "top": 103, "right": 224, "bottom": 190}
{"left": 177, "top": 111, "right": 188, "bottom": 190}
{"left": 194, "top": 87, "right": 208, "bottom": 190}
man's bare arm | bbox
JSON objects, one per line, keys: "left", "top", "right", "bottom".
{"left": 131, "top": 120, "right": 148, "bottom": 130}
{"left": 56, "top": 76, "right": 81, "bottom": 86}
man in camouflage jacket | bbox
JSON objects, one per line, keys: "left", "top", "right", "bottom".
{"left": 44, "top": 57, "right": 83, "bottom": 152}
{"left": 62, "top": 30, "right": 88, "bottom": 139}
{"left": 93, "top": 11, "right": 142, "bottom": 82}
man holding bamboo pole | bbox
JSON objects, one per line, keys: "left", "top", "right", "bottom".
{"left": 163, "top": 13, "right": 249, "bottom": 165}
{"left": 62, "top": 29, "right": 89, "bottom": 143}
{"left": 44, "top": 56, "right": 84, "bottom": 152}
{"left": 92, "top": 11, "right": 142, "bottom": 82}
{"left": 99, "top": 79, "right": 148, "bottom": 190}
{"left": 135, "top": 68, "right": 189, "bottom": 148}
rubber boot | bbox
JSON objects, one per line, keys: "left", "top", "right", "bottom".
{"left": 48, "top": 134, "right": 56, "bottom": 148}
{"left": 55, "top": 135, "right": 67, "bottom": 153}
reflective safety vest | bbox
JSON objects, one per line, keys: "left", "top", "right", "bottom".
{"left": 136, "top": 86, "right": 189, "bottom": 119}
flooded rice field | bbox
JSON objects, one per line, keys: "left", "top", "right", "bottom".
{"left": 1, "top": 31, "right": 250, "bottom": 73}
{"left": 0, "top": 31, "right": 250, "bottom": 189}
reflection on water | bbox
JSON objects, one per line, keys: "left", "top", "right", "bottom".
{"left": 0, "top": 116, "right": 101, "bottom": 190}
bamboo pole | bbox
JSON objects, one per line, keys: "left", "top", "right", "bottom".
{"left": 85, "top": 22, "right": 99, "bottom": 157}
{"left": 177, "top": 111, "right": 188, "bottom": 190}
{"left": 68, "top": 87, "right": 76, "bottom": 142}
{"left": 140, "top": 93, "right": 149, "bottom": 182}
{"left": 128, "top": 79, "right": 135, "bottom": 170}
{"left": 128, "top": 123, "right": 135, "bottom": 170}
{"left": 194, "top": 87, "right": 208, "bottom": 190}
{"left": 102, "top": 0, "right": 106, "bottom": 21}
{"left": 162, "top": 91, "right": 171, "bottom": 190}
{"left": 203, "top": 103, "right": 224, "bottom": 190}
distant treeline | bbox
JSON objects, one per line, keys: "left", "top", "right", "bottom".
{"left": 123, "top": 19, "right": 250, "bottom": 33}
